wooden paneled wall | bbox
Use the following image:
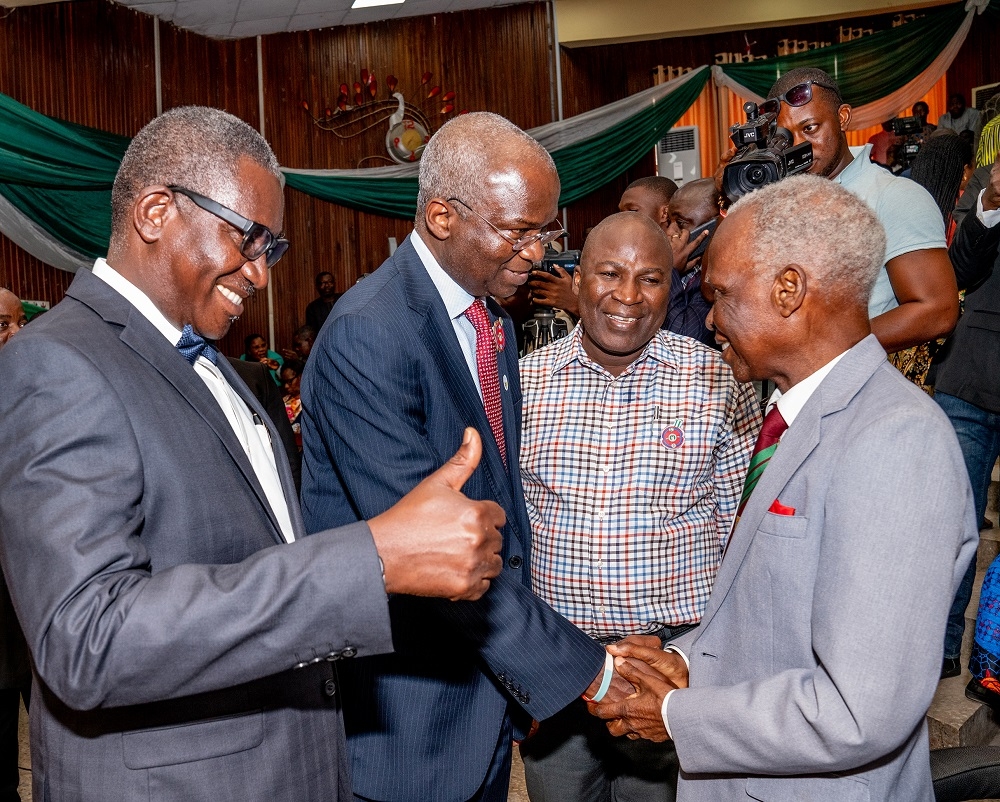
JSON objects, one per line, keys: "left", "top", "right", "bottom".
{"left": 0, "top": 0, "right": 555, "bottom": 356}
{"left": 0, "top": 0, "right": 995, "bottom": 355}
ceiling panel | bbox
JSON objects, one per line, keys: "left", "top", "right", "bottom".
{"left": 111, "top": 0, "right": 505, "bottom": 37}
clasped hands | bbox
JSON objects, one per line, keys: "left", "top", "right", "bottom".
{"left": 585, "top": 635, "right": 690, "bottom": 743}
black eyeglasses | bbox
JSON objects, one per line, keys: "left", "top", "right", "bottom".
{"left": 168, "top": 185, "right": 289, "bottom": 268}
{"left": 759, "top": 80, "right": 839, "bottom": 117}
{"left": 447, "top": 197, "right": 565, "bottom": 252}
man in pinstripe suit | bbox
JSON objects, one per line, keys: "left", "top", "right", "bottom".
{"left": 301, "top": 112, "right": 618, "bottom": 802}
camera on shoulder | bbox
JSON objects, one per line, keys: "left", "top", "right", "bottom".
{"left": 722, "top": 101, "right": 813, "bottom": 204}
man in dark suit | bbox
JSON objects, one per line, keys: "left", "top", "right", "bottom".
{"left": 0, "top": 106, "right": 505, "bottom": 801}
{"left": 591, "top": 175, "right": 977, "bottom": 801}
{"left": 301, "top": 112, "right": 615, "bottom": 802}
{"left": 934, "top": 151, "right": 1000, "bottom": 683}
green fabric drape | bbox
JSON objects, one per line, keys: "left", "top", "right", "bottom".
{"left": 22, "top": 301, "right": 46, "bottom": 320}
{"left": 0, "top": 92, "right": 126, "bottom": 258}
{"left": 283, "top": 171, "right": 418, "bottom": 220}
{"left": 552, "top": 67, "right": 709, "bottom": 206}
{"left": 716, "top": 2, "right": 968, "bottom": 106}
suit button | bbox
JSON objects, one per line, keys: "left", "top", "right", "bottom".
{"left": 508, "top": 555, "right": 523, "bottom": 569}
{"left": 323, "top": 679, "right": 337, "bottom": 697}
{"left": 341, "top": 646, "right": 357, "bottom": 658}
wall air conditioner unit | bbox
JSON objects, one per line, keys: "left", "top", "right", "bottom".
{"left": 972, "top": 82, "right": 1000, "bottom": 111}
{"left": 656, "top": 125, "right": 701, "bottom": 186}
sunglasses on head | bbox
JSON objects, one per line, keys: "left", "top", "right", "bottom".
{"left": 759, "top": 80, "right": 839, "bottom": 117}
{"left": 168, "top": 185, "right": 290, "bottom": 268}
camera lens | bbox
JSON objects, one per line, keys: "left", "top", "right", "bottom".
{"left": 746, "top": 165, "right": 767, "bottom": 185}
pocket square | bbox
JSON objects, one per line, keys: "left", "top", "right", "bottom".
{"left": 768, "top": 499, "right": 796, "bottom": 516}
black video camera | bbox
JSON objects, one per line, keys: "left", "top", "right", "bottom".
{"left": 722, "top": 101, "right": 813, "bottom": 204}
{"left": 890, "top": 116, "right": 923, "bottom": 170}
{"left": 891, "top": 116, "right": 922, "bottom": 136}
{"left": 539, "top": 249, "right": 581, "bottom": 275}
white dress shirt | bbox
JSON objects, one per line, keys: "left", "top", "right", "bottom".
{"left": 409, "top": 231, "right": 484, "bottom": 398}
{"left": 91, "top": 259, "right": 295, "bottom": 543}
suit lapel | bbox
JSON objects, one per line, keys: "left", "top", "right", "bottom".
{"left": 396, "top": 242, "right": 520, "bottom": 523}
{"left": 68, "top": 269, "right": 290, "bottom": 545}
{"left": 698, "top": 336, "right": 888, "bottom": 631}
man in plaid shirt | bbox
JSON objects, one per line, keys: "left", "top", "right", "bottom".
{"left": 518, "top": 211, "right": 761, "bottom": 802}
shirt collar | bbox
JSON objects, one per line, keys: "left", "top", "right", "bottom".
{"left": 550, "top": 325, "right": 678, "bottom": 377}
{"left": 767, "top": 349, "right": 849, "bottom": 427}
{"left": 409, "top": 231, "right": 476, "bottom": 320}
{"left": 91, "top": 258, "right": 183, "bottom": 346}
{"left": 833, "top": 145, "right": 868, "bottom": 186}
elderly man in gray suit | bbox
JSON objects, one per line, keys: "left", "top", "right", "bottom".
{"left": 592, "top": 174, "right": 977, "bottom": 801}
{"left": 0, "top": 106, "right": 505, "bottom": 801}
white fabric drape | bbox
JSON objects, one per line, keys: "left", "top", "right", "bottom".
{"left": 0, "top": 191, "right": 90, "bottom": 273}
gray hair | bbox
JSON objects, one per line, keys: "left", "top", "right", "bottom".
{"left": 727, "top": 175, "right": 886, "bottom": 308}
{"left": 110, "top": 106, "right": 282, "bottom": 248}
{"left": 416, "top": 112, "right": 557, "bottom": 220}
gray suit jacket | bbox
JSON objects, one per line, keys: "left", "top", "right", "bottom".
{"left": 666, "top": 335, "right": 977, "bottom": 802}
{"left": 0, "top": 267, "right": 394, "bottom": 801}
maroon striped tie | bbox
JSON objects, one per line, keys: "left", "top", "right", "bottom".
{"left": 464, "top": 299, "right": 507, "bottom": 466}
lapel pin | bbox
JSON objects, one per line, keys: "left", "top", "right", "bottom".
{"left": 503, "top": 374, "right": 509, "bottom": 391}
{"left": 661, "top": 419, "right": 685, "bottom": 449}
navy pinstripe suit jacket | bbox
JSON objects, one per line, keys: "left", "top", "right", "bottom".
{"left": 301, "top": 237, "right": 605, "bottom": 801}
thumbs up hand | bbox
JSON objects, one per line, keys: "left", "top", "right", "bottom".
{"left": 368, "top": 428, "right": 505, "bottom": 601}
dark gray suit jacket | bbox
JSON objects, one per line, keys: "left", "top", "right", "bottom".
{"left": 0, "top": 267, "right": 393, "bottom": 801}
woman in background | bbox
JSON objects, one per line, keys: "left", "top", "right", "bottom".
{"left": 241, "top": 332, "right": 283, "bottom": 386}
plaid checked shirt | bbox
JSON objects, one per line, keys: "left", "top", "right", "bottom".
{"left": 520, "top": 326, "right": 761, "bottom": 637}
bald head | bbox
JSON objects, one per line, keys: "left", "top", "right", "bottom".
{"left": 669, "top": 179, "right": 720, "bottom": 229}
{"left": 0, "top": 288, "right": 27, "bottom": 350}
{"left": 582, "top": 211, "right": 672, "bottom": 272}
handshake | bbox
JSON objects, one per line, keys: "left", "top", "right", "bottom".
{"left": 584, "top": 635, "right": 692, "bottom": 743}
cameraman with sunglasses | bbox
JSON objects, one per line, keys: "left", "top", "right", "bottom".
{"left": 760, "top": 68, "right": 959, "bottom": 357}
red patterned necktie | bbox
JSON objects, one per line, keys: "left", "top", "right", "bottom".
{"left": 725, "top": 405, "right": 788, "bottom": 557}
{"left": 464, "top": 299, "right": 507, "bottom": 466}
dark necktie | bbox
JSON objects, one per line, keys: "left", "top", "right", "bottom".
{"left": 736, "top": 405, "right": 789, "bottom": 518}
{"left": 724, "top": 405, "right": 789, "bottom": 558}
{"left": 175, "top": 324, "right": 218, "bottom": 366}
{"left": 464, "top": 299, "right": 507, "bottom": 466}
